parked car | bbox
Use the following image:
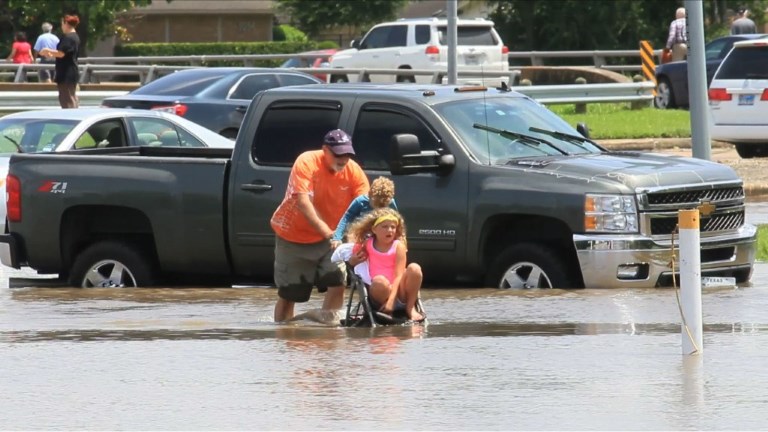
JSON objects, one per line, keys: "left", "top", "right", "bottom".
{"left": 654, "top": 33, "right": 767, "bottom": 109}
{"left": 708, "top": 37, "right": 768, "bottom": 158}
{"left": 0, "top": 84, "right": 754, "bottom": 289}
{"left": 101, "top": 67, "right": 323, "bottom": 139}
{"left": 280, "top": 49, "right": 337, "bottom": 82}
{"left": 329, "top": 17, "right": 509, "bottom": 85}
{"left": 0, "top": 108, "right": 235, "bottom": 233}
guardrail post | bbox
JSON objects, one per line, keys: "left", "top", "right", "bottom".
{"left": 592, "top": 53, "right": 605, "bottom": 68}
{"left": 79, "top": 64, "right": 90, "bottom": 84}
{"left": 358, "top": 70, "right": 370, "bottom": 83}
{"left": 145, "top": 66, "right": 157, "bottom": 84}
{"left": 631, "top": 75, "right": 651, "bottom": 110}
{"left": 530, "top": 54, "right": 543, "bottom": 66}
{"left": 574, "top": 77, "right": 587, "bottom": 113}
{"left": 13, "top": 64, "right": 24, "bottom": 83}
{"left": 432, "top": 72, "right": 442, "bottom": 84}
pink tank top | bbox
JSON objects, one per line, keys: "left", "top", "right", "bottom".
{"left": 365, "top": 237, "right": 399, "bottom": 282}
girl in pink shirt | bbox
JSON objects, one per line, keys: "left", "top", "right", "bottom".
{"left": 8, "top": 32, "right": 33, "bottom": 64}
{"left": 347, "top": 208, "right": 424, "bottom": 321}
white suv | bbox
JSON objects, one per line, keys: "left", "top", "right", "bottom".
{"left": 709, "top": 38, "right": 768, "bottom": 158}
{"left": 328, "top": 17, "right": 509, "bottom": 85}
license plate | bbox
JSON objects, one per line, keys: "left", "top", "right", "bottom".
{"left": 464, "top": 55, "right": 479, "bottom": 65}
{"left": 738, "top": 94, "right": 755, "bottom": 105}
{"left": 701, "top": 276, "right": 736, "bottom": 287}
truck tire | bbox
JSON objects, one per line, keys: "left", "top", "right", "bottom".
{"left": 69, "top": 241, "right": 155, "bottom": 288}
{"left": 330, "top": 75, "right": 349, "bottom": 83}
{"left": 485, "top": 243, "right": 575, "bottom": 289}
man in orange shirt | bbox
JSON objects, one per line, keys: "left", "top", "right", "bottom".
{"left": 271, "top": 129, "right": 370, "bottom": 321}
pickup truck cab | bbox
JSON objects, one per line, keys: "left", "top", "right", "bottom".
{"left": 0, "top": 84, "right": 756, "bottom": 288}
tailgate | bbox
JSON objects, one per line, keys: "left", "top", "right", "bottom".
{"left": 7, "top": 153, "right": 231, "bottom": 274}
{"left": 709, "top": 78, "right": 768, "bottom": 125}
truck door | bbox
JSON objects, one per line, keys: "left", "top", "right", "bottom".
{"left": 348, "top": 102, "right": 470, "bottom": 280}
{"left": 228, "top": 99, "right": 346, "bottom": 278}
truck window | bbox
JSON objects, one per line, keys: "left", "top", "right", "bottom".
{"left": 253, "top": 101, "right": 342, "bottom": 165}
{"left": 352, "top": 105, "right": 442, "bottom": 171}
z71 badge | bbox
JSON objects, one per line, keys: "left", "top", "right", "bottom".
{"left": 38, "top": 181, "right": 68, "bottom": 194}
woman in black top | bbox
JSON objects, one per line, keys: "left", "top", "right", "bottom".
{"left": 39, "top": 14, "right": 80, "bottom": 108}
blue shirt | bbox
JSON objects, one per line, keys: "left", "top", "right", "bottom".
{"left": 34, "top": 32, "right": 60, "bottom": 55}
{"left": 333, "top": 195, "right": 398, "bottom": 241}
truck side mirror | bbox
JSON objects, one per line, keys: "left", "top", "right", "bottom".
{"left": 576, "top": 122, "right": 590, "bottom": 139}
{"left": 389, "top": 133, "right": 455, "bottom": 176}
{"left": 351, "top": 39, "right": 360, "bottom": 49}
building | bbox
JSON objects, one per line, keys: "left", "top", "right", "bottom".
{"left": 121, "top": 0, "right": 275, "bottom": 43}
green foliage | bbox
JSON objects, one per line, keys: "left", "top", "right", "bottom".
{"left": 3, "top": 0, "right": 163, "bottom": 54}
{"left": 316, "top": 40, "right": 340, "bottom": 49}
{"left": 548, "top": 104, "right": 691, "bottom": 139}
{"left": 273, "top": 24, "right": 308, "bottom": 42}
{"left": 115, "top": 41, "right": 322, "bottom": 67}
{"left": 758, "top": 225, "right": 768, "bottom": 262}
{"left": 275, "top": 0, "right": 408, "bottom": 36}
{"left": 490, "top": 0, "right": 768, "bottom": 64}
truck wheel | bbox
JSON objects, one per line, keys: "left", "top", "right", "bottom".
{"left": 69, "top": 241, "right": 155, "bottom": 288}
{"left": 486, "top": 243, "right": 575, "bottom": 289}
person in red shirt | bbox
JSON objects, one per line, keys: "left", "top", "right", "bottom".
{"left": 271, "top": 129, "right": 370, "bottom": 321}
{"left": 7, "top": 32, "right": 34, "bottom": 82}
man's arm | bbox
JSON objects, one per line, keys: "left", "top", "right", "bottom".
{"left": 296, "top": 193, "right": 334, "bottom": 240}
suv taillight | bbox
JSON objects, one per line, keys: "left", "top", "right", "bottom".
{"left": 502, "top": 45, "right": 509, "bottom": 54}
{"left": 762, "top": 89, "right": 768, "bottom": 101}
{"left": 708, "top": 88, "right": 732, "bottom": 101}
{"left": 425, "top": 45, "right": 440, "bottom": 55}
{"left": 6, "top": 174, "right": 20, "bottom": 223}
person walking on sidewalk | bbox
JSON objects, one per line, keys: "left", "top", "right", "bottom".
{"left": 39, "top": 14, "right": 80, "bottom": 108}
{"left": 33, "top": 22, "right": 60, "bottom": 83}
{"left": 666, "top": 7, "right": 687, "bottom": 62}
{"left": 731, "top": 7, "right": 757, "bottom": 35}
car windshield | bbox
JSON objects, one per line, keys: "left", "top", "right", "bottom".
{"left": 435, "top": 96, "right": 603, "bottom": 164}
{"left": 132, "top": 70, "right": 228, "bottom": 96}
{"left": 0, "top": 118, "right": 79, "bottom": 153}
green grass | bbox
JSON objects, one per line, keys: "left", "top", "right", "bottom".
{"left": 548, "top": 103, "right": 691, "bottom": 140}
{"left": 758, "top": 225, "right": 768, "bottom": 262}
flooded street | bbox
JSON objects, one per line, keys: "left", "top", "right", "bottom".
{"left": 2, "top": 203, "right": 768, "bottom": 430}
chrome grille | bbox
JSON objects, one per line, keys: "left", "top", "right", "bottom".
{"left": 646, "top": 187, "right": 744, "bottom": 206}
{"left": 650, "top": 210, "right": 745, "bottom": 235}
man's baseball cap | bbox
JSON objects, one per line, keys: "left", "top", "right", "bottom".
{"left": 323, "top": 129, "right": 355, "bottom": 156}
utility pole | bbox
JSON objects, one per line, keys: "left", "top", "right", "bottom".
{"left": 685, "top": 0, "right": 711, "bottom": 160}
{"left": 447, "top": 0, "right": 458, "bottom": 84}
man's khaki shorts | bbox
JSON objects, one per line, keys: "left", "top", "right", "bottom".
{"left": 274, "top": 236, "right": 346, "bottom": 303}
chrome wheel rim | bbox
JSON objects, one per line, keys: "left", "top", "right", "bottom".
{"left": 655, "top": 82, "right": 670, "bottom": 109}
{"left": 82, "top": 259, "right": 138, "bottom": 288}
{"left": 499, "top": 262, "right": 553, "bottom": 289}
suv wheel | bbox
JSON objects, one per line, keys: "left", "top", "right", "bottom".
{"left": 330, "top": 75, "right": 349, "bottom": 83}
{"left": 735, "top": 143, "right": 768, "bottom": 158}
{"left": 654, "top": 77, "right": 676, "bottom": 109}
{"left": 396, "top": 73, "right": 415, "bottom": 83}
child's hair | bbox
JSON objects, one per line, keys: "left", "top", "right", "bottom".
{"left": 346, "top": 207, "right": 407, "bottom": 248}
{"left": 368, "top": 176, "right": 395, "bottom": 207}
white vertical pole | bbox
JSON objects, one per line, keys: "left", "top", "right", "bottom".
{"left": 447, "top": 0, "right": 458, "bottom": 85}
{"left": 684, "top": 0, "right": 711, "bottom": 161}
{"left": 678, "top": 209, "right": 703, "bottom": 355}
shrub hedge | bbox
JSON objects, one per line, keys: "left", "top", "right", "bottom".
{"left": 114, "top": 41, "right": 338, "bottom": 67}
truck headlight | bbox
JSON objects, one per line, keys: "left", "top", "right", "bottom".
{"left": 584, "top": 194, "right": 638, "bottom": 233}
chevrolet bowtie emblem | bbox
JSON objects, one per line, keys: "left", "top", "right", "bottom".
{"left": 698, "top": 200, "right": 716, "bottom": 216}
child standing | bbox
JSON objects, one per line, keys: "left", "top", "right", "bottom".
{"left": 332, "top": 176, "right": 398, "bottom": 247}
{"left": 346, "top": 208, "right": 424, "bottom": 321}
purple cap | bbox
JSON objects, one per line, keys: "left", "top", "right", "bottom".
{"left": 323, "top": 129, "right": 355, "bottom": 155}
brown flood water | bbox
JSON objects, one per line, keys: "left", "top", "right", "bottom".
{"left": 1, "top": 203, "right": 768, "bottom": 430}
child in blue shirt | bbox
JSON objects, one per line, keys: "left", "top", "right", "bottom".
{"left": 332, "top": 176, "right": 398, "bottom": 245}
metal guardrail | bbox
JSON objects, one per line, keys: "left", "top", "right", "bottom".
{"left": 0, "top": 47, "right": 664, "bottom": 83}
{"left": 0, "top": 81, "right": 654, "bottom": 112}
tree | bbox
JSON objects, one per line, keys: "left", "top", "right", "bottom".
{"left": 275, "top": 0, "right": 409, "bottom": 37}
{"left": 2, "top": 0, "right": 170, "bottom": 55}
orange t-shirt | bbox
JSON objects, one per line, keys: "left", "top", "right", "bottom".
{"left": 271, "top": 150, "right": 369, "bottom": 243}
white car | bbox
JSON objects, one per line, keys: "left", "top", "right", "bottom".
{"left": 708, "top": 38, "right": 768, "bottom": 158}
{"left": 328, "top": 17, "right": 509, "bottom": 85}
{"left": 0, "top": 108, "right": 235, "bottom": 232}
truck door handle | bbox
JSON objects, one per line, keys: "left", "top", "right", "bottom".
{"left": 241, "top": 183, "right": 272, "bottom": 192}
{"left": 235, "top": 106, "right": 248, "bottom": 113}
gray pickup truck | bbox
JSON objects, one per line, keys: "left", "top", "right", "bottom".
{"left": 0, "top": 84, "right": 756, "bottom": 288}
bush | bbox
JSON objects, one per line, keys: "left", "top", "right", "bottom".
{"left": 115, "top": 41, "right": 321, "bottom": 67}
{"left": 273, "top": 24, "right": 308, "bottom": 42}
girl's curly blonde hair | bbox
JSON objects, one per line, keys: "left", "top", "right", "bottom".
{"left": 346, "top": 207, "right": 407, "bottom": 248}
{"left": 369, "top": 176, "right": 395, "bottom": 208}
